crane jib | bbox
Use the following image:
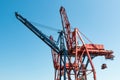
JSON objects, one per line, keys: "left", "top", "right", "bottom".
{"left": 15, "top": 12, "right": 60, "bottom": 54}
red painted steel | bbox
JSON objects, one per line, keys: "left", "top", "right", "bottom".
{"left": 51, "top": 6, "right": 114, "bottom": 80}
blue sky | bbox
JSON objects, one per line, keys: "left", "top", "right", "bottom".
{"left": 0, "top": 0, "right": 120, "bottom": 80}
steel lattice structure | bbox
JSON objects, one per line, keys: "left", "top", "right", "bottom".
{"left": 15, "top": 6, "right": 114, "bottom": 80}
{"left": 52, "top": 6, "right": 114, "bottom": 80}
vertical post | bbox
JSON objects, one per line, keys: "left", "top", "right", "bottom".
{"left": 63, "top": 48, "right": 67, "bottom": 80}
{"left": 60, "top": 53, "right": 62, "bottom": 80}
{"left": 60, "top": 31, "right": 62, "bottom": 80}
{"left": 75, "top": 28, "right": 78, "bottom": 80}
{"left": 59, "top": 31, "right": 67, "bottom": 80}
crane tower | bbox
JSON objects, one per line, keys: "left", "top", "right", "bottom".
{"left": 15, "top": 6, "right": 114, "bottom": 80}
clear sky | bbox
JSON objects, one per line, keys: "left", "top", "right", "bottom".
{"left": 0, "top": 0, "right": 120, "bottom": 80}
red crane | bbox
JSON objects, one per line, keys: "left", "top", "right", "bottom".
{"left": 52, "top": 6, "right": 114, "bottom": 80}
{"left": 15, "top": 6, "right": 114, "bottom": 80}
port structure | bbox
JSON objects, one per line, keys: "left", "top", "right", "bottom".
{"left": 15, "top": 6, "right": 114, "bottom": 80}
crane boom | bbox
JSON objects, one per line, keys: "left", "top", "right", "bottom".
{"left": 15, "top": 6, "right": 114, "bottom": 80}
{"left": 60, "top": 6, "right": 72, "bottom": 51}
{"left": 15, "top": 12, "right": 60, "bottom": 53}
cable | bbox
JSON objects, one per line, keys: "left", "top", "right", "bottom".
{"left": 31, "top": 21, "right": 61, "bottom": 32}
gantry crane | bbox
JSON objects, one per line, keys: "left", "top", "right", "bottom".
{"left": 15, "top": 6, "right": 114, "bottom": 80}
